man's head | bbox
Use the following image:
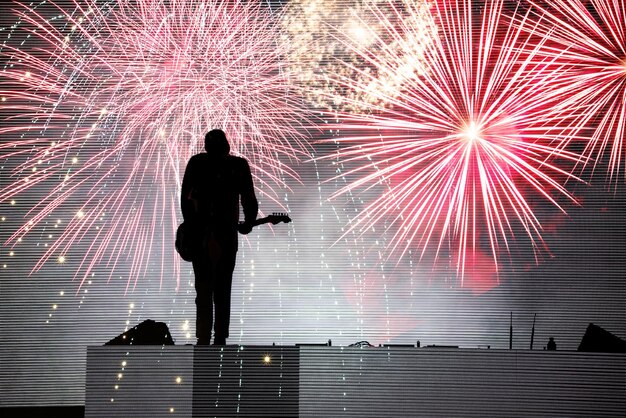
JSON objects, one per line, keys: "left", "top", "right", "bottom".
{"left": 204, "top": 129, "right": 230, "bottom": 156}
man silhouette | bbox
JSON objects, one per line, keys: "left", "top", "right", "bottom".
{"left": 181, "top": 129, "right": 258, "bottom": 345}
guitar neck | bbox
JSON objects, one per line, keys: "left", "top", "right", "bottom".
{"left": 253, "top": 217, "right": 268, "bottom": 227}
{"left": 252, "top": 216, "right": 277, "bottom": 227}
{"left": 243, "top": 213, "right": 291, "bottom": 228}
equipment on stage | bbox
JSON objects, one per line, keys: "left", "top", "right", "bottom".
{"left": 578, "top": 322, "right": 626, "bottom": 353}
{"left": 296, "top": 339, "right": 332, "bottom": 347}
{"left": 105, "top": 319, "right": 174, "bottom": 346}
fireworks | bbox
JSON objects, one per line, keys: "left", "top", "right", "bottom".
{"left": 0, "top": 0, "right": 309, "bottom": 290}
{"left": 318, "top": 0, "right": 584, "bottom": 283}
{"left": 522, "top": 0, "right": 626, "bottom": 186}
{"left": 281, "top": 0, "right": 438, "bottom": 112}
{"left": 1, "top": 0, "right": 620, "bottom": 293}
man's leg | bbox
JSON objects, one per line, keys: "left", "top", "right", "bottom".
{"left": 193, "top": 259, "right": 213, "bottom": 345}
{"left": 213, "top": 249, "right": 237, "bottom": 345}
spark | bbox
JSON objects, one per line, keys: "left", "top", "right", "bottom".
{"left": 319, "top": 0, "right": 584, "bottom": 284}
{"left": 282, "top": 0, "right": 438, "bottom": 112}
{"left": 0, "top": 0, "right": 310, "bottom": 291}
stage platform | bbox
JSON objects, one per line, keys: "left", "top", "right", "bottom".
{"left": 86, "top": 345, "right": 626, "bottom": 417}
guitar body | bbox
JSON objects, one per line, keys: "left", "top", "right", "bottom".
{"left": 175, "top": 221, "right": 202, "bottom": 262}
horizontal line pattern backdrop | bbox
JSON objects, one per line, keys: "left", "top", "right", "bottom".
{"left": 1, "top": 0, "right": 625, "bottom": 411}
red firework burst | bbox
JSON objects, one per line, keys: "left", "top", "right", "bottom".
{"left": 522, "top": 0, "right": 626, "bottom": 186}
{"left": 0, "top": 0, "right": 309, "bottom": 290}
{"left": 318, "top": 0, "right": 583, "bottom": 284}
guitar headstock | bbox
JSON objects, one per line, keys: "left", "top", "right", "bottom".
{"left": 267, "top": 212, "right": 291, "bottom": 224}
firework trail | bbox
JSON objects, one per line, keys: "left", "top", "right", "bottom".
{"left": 521, "top": 0, "right": 626, "bottom": 186}
{"left": 282, "top": 0, "right": 438, "bottom": 112}
{"left": 316, "top": 0, "right": 584, "bottom": 283}
{"left": 0, "top": 0, "right": 309, "bottom": 290}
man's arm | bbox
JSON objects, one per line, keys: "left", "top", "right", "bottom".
{"left": 239, "top": 159, "right": 258, "bottom": 233}
{"left": 180, "top": 157, "right": 197, "bottom": 222}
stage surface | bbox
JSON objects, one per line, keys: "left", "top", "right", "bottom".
{"left": 86, "top": 345, "right": 626, "bottom": 417}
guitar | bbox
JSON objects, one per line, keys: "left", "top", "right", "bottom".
{"left": 176, "top": 213, "right": 291, "bottom": 261}
{"left": 238, "top": 212, "right": 291, "bottom": 233}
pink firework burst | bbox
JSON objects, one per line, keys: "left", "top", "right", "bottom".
{"left": 319, "top": 0, "right": 583, "bottom": 285}
{"left": 522, "top": 0, "right": 626, "bottom": 186}
{"left": 0, "top": 0, "right": 309, "bottom": 290}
